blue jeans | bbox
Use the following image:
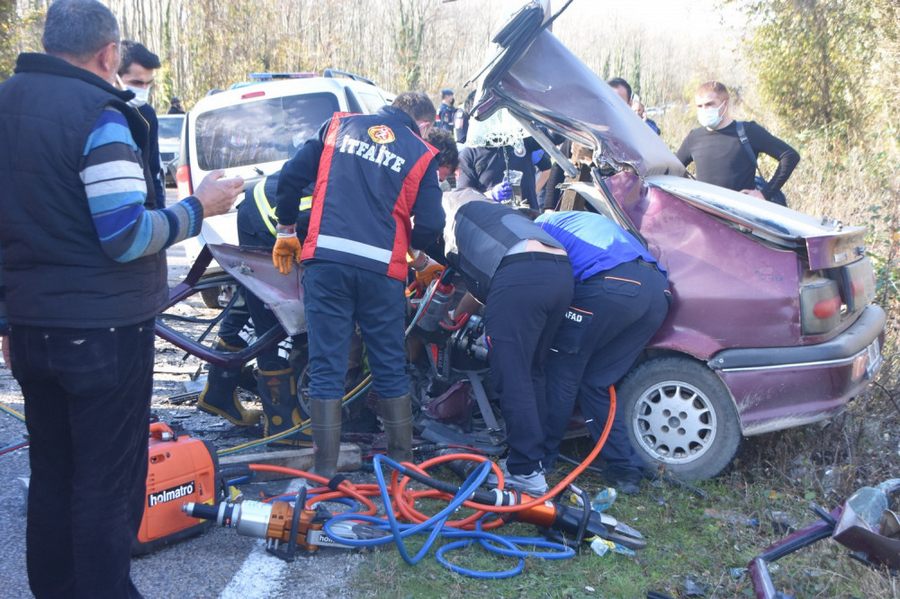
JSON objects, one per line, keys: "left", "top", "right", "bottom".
{"left": 302, "top": 262, "right": 407, "bottom": 399}
{"left": 9, "top": 321, "right": 154, "bottom": 598}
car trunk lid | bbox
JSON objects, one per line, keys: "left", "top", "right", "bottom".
{"left": 645, "top": 175, "right": 868, "bottom": 270}
{"left": 470, "top": 0, "right": 685, "bottom": 179}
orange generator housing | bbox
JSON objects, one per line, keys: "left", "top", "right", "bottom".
{"left": 132, "top": 422, "right": 220, "bottom": 555}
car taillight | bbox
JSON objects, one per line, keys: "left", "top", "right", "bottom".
{"left": 836, "top": 257, "right": 876, "bottom": 312}
{"left": 176, "top": 164, "right": 193, "bottom": 199}
{"left": 800, "top": 277, "right": 842, "bottom": 335}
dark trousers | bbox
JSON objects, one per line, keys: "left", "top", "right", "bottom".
{"left": 543, "top": 260, "right": 669, "bottom": 475}
{"left": 9, "top": 322, "right": 154, "bottom": 598}
{"left": 302, "top": 262, "right": 407, "bottom": 399}
{"left": 216, "top": 288, "right": 251, "bottom": 347}
{"left": 483, "top": 254, "right": 573, "bottom": 475}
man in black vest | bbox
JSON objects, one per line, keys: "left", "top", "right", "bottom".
{"left": 273, "top": 92, "right": 445, "bottom": 478}
{"left": 426, "top": 189, "right": 574, "bottom": 495}
{"left": 0, "top": 2, "right": 242, "bottom": 596}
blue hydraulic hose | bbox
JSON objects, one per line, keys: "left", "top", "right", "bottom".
{"left": 322, "top": 454, "right": 575, "bottom": 579}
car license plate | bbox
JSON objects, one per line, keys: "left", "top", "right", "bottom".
{"left": 866, "top": 339, "right": 882, "bottom": 379}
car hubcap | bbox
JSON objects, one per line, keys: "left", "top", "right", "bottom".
{"left": 633, "top": 380, "right": 717, "bottom": 464}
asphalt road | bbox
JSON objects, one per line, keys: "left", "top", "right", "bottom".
{"left": 0, "top": 190, "right": 364, "bottom": 598}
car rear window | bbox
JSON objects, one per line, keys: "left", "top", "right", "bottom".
{"left": 158, "top": 116, "right": 184, "bottom": 143}
{"left": 194, "top": 92, "right": 339, "bottom": 171}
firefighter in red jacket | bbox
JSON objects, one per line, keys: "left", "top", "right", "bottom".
{"left": 272, "top": 92, "right": 445, "bottom": 477}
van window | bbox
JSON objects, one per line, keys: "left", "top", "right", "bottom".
{"left": 194, "top": 92, "right": 339, "bottom": 171}
{"left": 356, "top": 90, "right": 389, "bottom": 113}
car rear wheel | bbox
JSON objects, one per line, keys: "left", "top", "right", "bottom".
{"left": 200, "top": 288, "right": 221, "bottom": 309}
{"left": 619, "top": 356, "right": 741, "bottom": 481}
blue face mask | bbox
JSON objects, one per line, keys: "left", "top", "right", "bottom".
{"left": 697, "top": 102, "right": 725, "bottom": 129}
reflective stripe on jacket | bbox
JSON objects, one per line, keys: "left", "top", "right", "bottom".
{"left": 300, "top": 112, "right": 438, "bottom": 280}
{"left": 253, "top": 176, "right": 311, "bottom": 237}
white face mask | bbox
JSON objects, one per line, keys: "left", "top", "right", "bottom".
{"left": 697, "top": 102, "right": 725, "bottom": 129}
{"left": 126, "top": 86, "right": 150, "bottom": 108}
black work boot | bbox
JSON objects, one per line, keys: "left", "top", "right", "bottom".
{"left": 258, "top": 368, "right": 311, "bottom": 446}
{"left": 380, "top": 394, "right": 413, "bottom": 463}
{"left": 310, "top": 399, "right": 342, "bottom": 478}
{"left": 197, "top": 340, "right": 263, "bottom": 426}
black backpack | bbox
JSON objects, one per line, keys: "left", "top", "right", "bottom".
{"left": 735, "top": 121, "right": 788, "bottom": 207}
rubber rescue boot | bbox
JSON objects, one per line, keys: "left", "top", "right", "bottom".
{"left": 258, "top": 368, "right": 311, "bottom": 446}
{"left": 310, "top": 399, "right": 342, "bottom": 478}
{"left": 197, "top": 340, "right": 263, "bottom": 426}
{"left": 380, "top": 394, "right": 413, "bottom": 463}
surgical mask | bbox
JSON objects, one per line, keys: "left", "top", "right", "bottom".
{"left": 127, "top": 86, "right": 150, "bottom": 108}
{"left": 697, "top": 102, "right": 725, "bottom": 129}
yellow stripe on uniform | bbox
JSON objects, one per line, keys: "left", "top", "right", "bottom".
{"left": 254, "top": 176, "right": 312, "bottom": 237}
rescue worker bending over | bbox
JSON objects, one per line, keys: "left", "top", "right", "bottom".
{"left": 422, "top": 189, "right": 574, "bottom": 495}
{"left": 272, "top": 93, "right": 445, "bottom": 478}
{"left": 536, "top": 211, "right": 670, "bottom": 494}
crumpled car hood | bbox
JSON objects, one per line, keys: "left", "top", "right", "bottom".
{"left": 470, "top": 0, "right": 685, "bottom": 178}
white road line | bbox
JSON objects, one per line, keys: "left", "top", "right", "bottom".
{"left": 219, "top": 479, "right": 306, "bottom": 599}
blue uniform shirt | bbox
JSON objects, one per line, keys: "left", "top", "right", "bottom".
{"left": 535, "top": 211, "right": 664, "bottom": 281}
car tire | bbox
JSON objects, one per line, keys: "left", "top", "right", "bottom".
{"left": 200, "top": 287, "right": 223, "bottom": 309}
{"left": 618, "top": 356, "right": 741, "bottom": 481}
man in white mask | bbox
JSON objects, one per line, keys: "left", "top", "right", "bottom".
{"left": 118, "top": 41, "right": 166, "bottom": 207}
{"left": 676, "top": 81, "right": 799, "bottom": 205}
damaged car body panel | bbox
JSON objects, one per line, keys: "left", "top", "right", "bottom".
{"left": 469, "top": 0, "right": 885, "bottom": 475}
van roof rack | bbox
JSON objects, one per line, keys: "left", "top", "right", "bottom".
{"left": 322, "top": 68, "right": 376, "bottom": 86}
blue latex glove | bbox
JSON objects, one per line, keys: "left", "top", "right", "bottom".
{"left": 488, "top": 180, "right": 512, "bottom": 202}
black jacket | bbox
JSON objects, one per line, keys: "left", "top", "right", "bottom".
{"left": 442, "top": 189, "right": 562, "bottom": 301}
{"left": 0, "top": 53, "right": 165, "bottom": 329}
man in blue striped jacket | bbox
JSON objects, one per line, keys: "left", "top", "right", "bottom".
{"left": 0, "top": 2, "right": 242, "bottom": 596}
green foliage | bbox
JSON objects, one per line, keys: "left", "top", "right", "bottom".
{"left": 740, "top": 0, "right": 894, "bottom": 137}
{"left": 394, "top": 0, "right": 434, "bottom": 91}
{"left": 0, "top": 1, "right": 43, "bottom": 81}
{"left": 630, "top": 45, "right": 642, "bottom": 98}
{"left": 0, "top": 0, "right": 15, "bottom": 80}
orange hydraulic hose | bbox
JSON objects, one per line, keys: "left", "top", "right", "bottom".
{"left": 247, "top": 464, "right": 381, "bottom": 515}
{"left": 246, "top": 387, "right": 616, "bottom": 532}
{"left": 391, "top": 386, "right": 615, "bottom": 525}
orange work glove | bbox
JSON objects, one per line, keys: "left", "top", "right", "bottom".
{"left": 415, "top": 259, "right": 445, "bottom": 288}
{"left": 272, "top": 235, "right": 302, "bottom": 275}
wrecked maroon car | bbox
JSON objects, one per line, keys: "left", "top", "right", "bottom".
{"left": 467, "top": 0, "right": 885, "bottom": 479}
